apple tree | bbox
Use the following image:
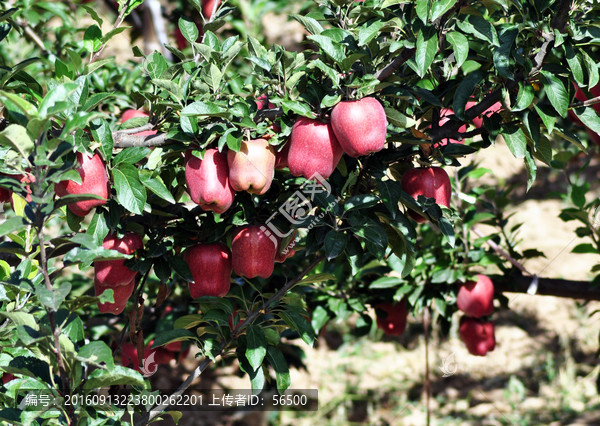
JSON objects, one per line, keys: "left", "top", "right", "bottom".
{"left": 0, "top": 0, "right": 599, "bottom": 423}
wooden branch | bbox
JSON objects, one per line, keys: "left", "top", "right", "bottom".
{"left": 112, "top": 132, "right": 170, "bottom": 148}
{"left": 374, "top": 48, "right": 416, "bottom": 81}
{"left": 492, "top": 272, "right": 600, "bottom": 300}
{"left": 570, "top": 95, "right": 600, "bottom": 108}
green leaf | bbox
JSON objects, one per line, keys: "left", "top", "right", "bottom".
{"left": 493, "top": 27, "right": 517, "bottom": 79}
{"left": 296, "top": 273, "right": 336, "bottom": 285}
{"left": 431, "top": 0, "right": 457, "bottom": 21}
{"left": 83, "top": 25, "right": 102, "bottom": 53}
{"left": 181, "top": 101, "right": 227, "bottom": 116}
{"left": 501, "top": 125, "right": 527, "bottom": 159}
{"left": 572, "top": 243, "right": 597, "bottom": 254}
{"left": 370, "top": 276, "right": 403, "bottom": 289}
{"left": 453, "top": 70, "right": 485, "bottom": 120}
{"left": 446, "top": 31, "right": 469, "bottom": 68}
{"left": 87, "top": 211, "right": 109, "bottom": 246}
{"left": 540, "top": 71, "right": 569, "bottom": 117}
{"left": 534, "top": 104, "right": 556, "bottom": 134}
{"left": 145, "top": 51, "right": 168, "bottom": 80}
{"left": 323, "top": 230, "right": 347, "bottom": 260}
{"left": 385, "top": 107, "right": 415, "bottom": 128}
{"left": 0, "top": 124, "right": 34, "bottom": 158}
{"left": 36, "top": 283, "right": 71, "bottom": 311}
{"left": 344, "top": 194, "right": 380, "bottom": 211}
{"left": 290, "top": 15, "right": 323, "bottom": 35}
{"left": 151, "top": 329, "right": 195, "bottom": 348}
{"left": 90, "top": 118, "right": 114, "bottom": 160}
{"left": 77, "top": 341, "right": 115, "bottom": 370}
{"left": 266, "top": 346, "right": 290, "bottom": 393}
{"left": 278, "top": 310, "right": 315, "bottom": 347}
{"left": 415, "top": 0, "right": 430, "bottom": 23}
{"left": 113, "top": 147, "right": 150, "bottom": 166}
{"left": 565, "top": 44, "right": 585, "bottom": 87}
{"left": 439, "top": 217, "right": 455, "bottom": 247}
{"left": 112, "top": 163, "right": 147, "bottom": 214}
{"left": 139, "top": 170, "right": 176, "bottom": 204}
{"left": 513, "top": 82, "right": 535, "bottom": 112}
{"left": 281, "top": 100, "right": 315, "bottom": 118}
{"left": 178, "top": 17, "right": 199, "bottom": 44}
{"left": 83, "top": 365, "right": 145, "bottom": 390}
{"left": 358, "top": 20, "right": 385, "bottom": 46}
{"left": 415, "top": 27, "right": 438, "bottom": 78}
{"left": 0, "top": 216, "right": 24, "bottom": 237}
{"left": 574, "top": 106, "right": 600, "bottom": 135}
{"left": 0, "top": 312, "right": 39, "bottom": 330}
{"left": 307, "top": 35, "right": 345, "bottom": 63}
{"left": 245, "top": 325, "right": 267, "bottom": 371}
{"left": 456, "top": 15, "right": 499, "bottom": 46}
{"left": 208, "top": 63, "right": 222, "bottom": 91}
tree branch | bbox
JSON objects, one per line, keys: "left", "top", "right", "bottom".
{"left": 112, "top": 132, "right": 170, "bottom": 148}
{"left": 570, "top": 94, "right": 600, "bottom": 108}
{"left": 374, "top": 48, "right": 416, "bottom": 81}
{"left": 137, "top": 255, "right": 326, "bottom": 425}
{"left": 492, "top": 272, "right": 600, "bottom": 300}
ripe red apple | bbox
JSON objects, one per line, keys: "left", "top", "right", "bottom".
{"left": 121, "top": 109, "right": 157, "bottom": 137}
{"left": 375, "top": 300, "right": 408, "bottom": 336}
{"left": 456, "top": 274, "right": 495, "bottom": 318}
{"left": 459, "top": 316, "right": 496, "bottom": 356}
{"left": 287, "top": 117, "right": 343, "bottom": 179}
{"left": 184, "top": 243, "right": 232, "bottom": 298}
{"left": 54, "top": 152, "right": 109, "bottom": 217}
{"left": 227, "top": 139, "right": 275, "bottom": 195}
{"left": 94, "top": 232, "right": 144, "bottom": 287}
{"left": 185, "top": 149, "right": 235, "bottom": 214}
{"left": 231, "top": 225, "right": 277, "bottom": 278}
{"left": 330, "top": 97, "right": 387, "bottom": 157}
{"left": 95, "top": 277, "right": 135, "bottom": 315}
{"left": 202, "top": 0, "right": 221, "bottom": 19}
{"left": 400, "top": 167, "right": 451, "bottom": 223}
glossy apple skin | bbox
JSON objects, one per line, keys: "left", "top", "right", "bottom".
{"left": 202, "top": 0, "right": 221, "bottom": 19}
{"left": 55, "top": 152, "right": 109, "bottom": 217}
{"left": 401, "top": 167, "right": 451, "bottom": 223}
{"left": 459, "top": 316, "right": 496, "bottom": 356}
{"left": 375, "top": 300, "right": 408, "bottom": 336}
{"left": 95, "top": 278, "right": 135, "bottom": 315}
{"left": 331, "top": 97, "right": 387, "bottom": 157}
{"left": 288, "top": 117, "right": 343, "bottom": 179}
{"left": 184, "top": 243, "right": 232, "bottom": 298}
{"left": 94, "top": 233, "right": 144, "bottom": 287}
{"left": 457, "top": 274, "right": 495, "bottom": 318}
{"left": 185, "top": 149, "right": 235, "bottom": 214}
{"left": 121, "top": 109, "right": 157, "bottom": 137}
{"left": 232, "top": 225, "right": 277, "bottom": 278}
{"left": 227, "top": 139, "right": 275, "bottom": 195}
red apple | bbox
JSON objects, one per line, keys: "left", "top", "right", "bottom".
{"left": 375, "top": 300, "right": 408, "bottom": 336}
{"left": 94, "top": 232, "right": 143, "bottom": 287}
{"left": 231, "top": 225, "right": 277, "bottom": 278}
{"left": 54, "top": 152, "right": 109, "bottom": 217}
{"left": 287, "top": 117, "right": 343, "bottom": 179}
{"left": 165, "top": 341, "right": 182, "bottom": 352}
{"left": 121, "top": 109, "right": 157, "bottom": 137}
{"left": 184, "top": 243, "right": 232, "bottom": 298}
{"left": 202, "top": 0, "right": 221, "bottom": 19}
{"left": 456, "top": 274, "right": 495, "bottom": 318}
{"left": 400, "top": 167, "right": 451, "bottom": 223}
{"left": 95, "top": 277, "right": 135, "bottom": 315}
{"left": 459, "top": 316, "right": 496, "bottom": 356}
{"left": 185, "top": 149, "right": 235, "bottom": 214}
{"left": 256, "top": 95, "right": 275, "bottom": 110}
{"left": 330, "top": 97, "right": 388, "bottom": 157}
{"left": 227, "top": 139, "right": 275, "bottom": 195}
{"left": 2, "top": 373, "right": 15, "bottom": 384}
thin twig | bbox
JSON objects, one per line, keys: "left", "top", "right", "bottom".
{"left": 471, "top": 227, "right": 530, "bottom": 276}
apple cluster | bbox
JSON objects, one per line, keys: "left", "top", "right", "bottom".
{"left": 456, "top": 274, "right": 496, "bottom": 356}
